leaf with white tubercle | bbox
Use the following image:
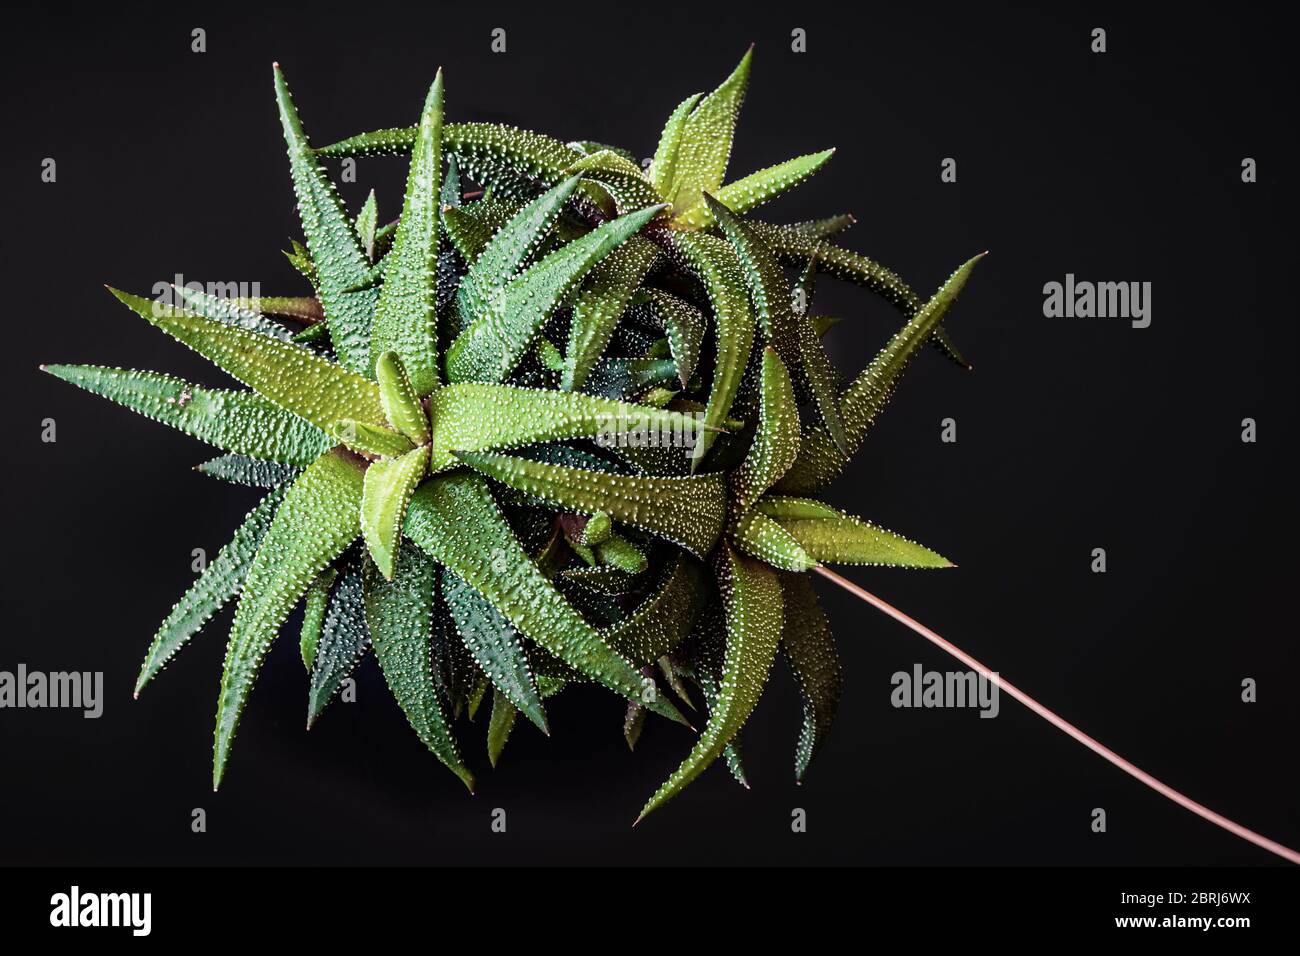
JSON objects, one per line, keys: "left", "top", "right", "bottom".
{"left": 664, "top": 47, "right": 752, "bottom": 215}
{"left": 602, "top": 554, "right": 707, "bottom": 666}
{"left": 777, "top": 252, "right": 986, "bottom": 493}
{"left": 447, "top": 203, "right": 666, "bottom": 383}
{"left": 307, "top": 560, "right": 371, "bottom": 727}
{"left": 672, "top": 149, "right": 835, "bottom": 229}
{"left": 361, "top": 444, "right": 429, "bottom": 579}
{"left": 425, "top": 382, "right": 712, "bottom": 474}
{"left": 459, "top": 176, "right": 581, "bottom": 326}
{"left": 730, "top": 509, "right": 816, "bottom": 571}
{"left": 317, "top": 122, "right": 608, "bottom": 207}
{"left": 403, "top": 472, "right": 688, "bottom": 726}
{"left": 636, "top": 545, "right": 781, "bottom": 822}
{"left": 370, "top": 70, "right": 443, "bottom": 395}
{"left": 648, "top": 92, "right": 701, "bottom": 199}
{"left": 703, "top": 194, "right": 802, "bottom": 380}
{"left": 135, "top": 489, "right": 285, "bottom": 696}
{"left": 375, "top": 351, "right": 430, "bottom": 444}
{"left": 730, "top": 348, "right": 800, "bottom": 512}
{"left": 454, "top": 449, "right": 728, "bottom": 558}
{"left": 442, "top": 568, "right": 548, "bottom": 733}
{"left": 756, "top": 496, "right": 953, "bottom": 568}
{"left": 659, "top": 231, "right": 755, "bottom": 466}
{"left": 43, "top": 364, "right": 333, "bottom": 466}
{"left": 197, "top": 454, "right": 300, "bottom": 488}
{"left": 634, "top": 289, "right": 706, "bottom": 387}
{"left": 563, "top": 237, "right": 661, "bottom": 391}
{"left": 299, "top": 567, "right": 337, "bottom": 671}
{"left": 273, "top": 63, "right": 377, "bottom": 375}
{"left": 109, "top": 288, "right": 388, "bottom": 434}
{"left": 778, "top": 572, "right": 842, "bottom": 782}
{"left": 565, "top": 150, "right": 663, "bottom": 214}
{"left": 747, "top": 219, "right": 970, "bottom": 368}
{"left": 356, "top": 189, "right": 379, "bottom": 260}
{"left": 172, "top": 286, "right": 296, "bottom": 341}
{"left": 214, "top": 448, "right": 365, "bottom": 788}
{"left": 364, "top": 547, "right": 474, "bottom": 790}
{"left": 334, "top": 419, "right": 415, "bottom": 459}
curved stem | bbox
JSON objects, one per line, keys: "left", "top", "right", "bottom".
{"left": 814, "top": 565, "right": 1300, "bottom": 866}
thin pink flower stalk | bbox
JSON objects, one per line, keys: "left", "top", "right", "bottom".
{"left": 814, "top": 565, "right": 1300, "bottom": 866}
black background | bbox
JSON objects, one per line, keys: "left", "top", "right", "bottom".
{"left": 1, "top": 2, "right": 1296, "bottom": 867}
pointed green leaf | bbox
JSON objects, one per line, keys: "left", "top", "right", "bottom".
{"left": 214, "top": 448, "right": 365, "bottom": 787}
{"left": 442, "top": 154, "right": 462, "bottom": 207}
{"left": 459, "top": 176, "right": 581, "bottom": 322}
{"left": 731, "top": 509, "right": 816, "bottom": 572}
{"left": 172, "top": 286, "right": 295, "bottom": 341}
{"left": 604, "top": 554, "right": 707, "bottom": 666}
{"left": 447, "top": 204, "right": 664, "bottom": 383}
{"left": 786, "top": 214, "right": 856, "bottom": 239}
{"left": 563, "top": 237, "right": 660, "bottom": 390}
{"left": 779, "top": 573, "right": 841, "bottom": 782}
{"left": 455, "top": 450, "right": 727, "bottom": 558}
{"left": 624, "top": 699, "right": 647, "bottom": 750}
{"left": 762, "top": 498, "right": 953, "bottom": 567}
{"left": 44, "top": 364, "right": 332, "bottom": 466}
{"left": 595, "top": 534, "right": 647, "bottom": 574}
{"left": 732, "top": 348, "right": 800, "bottom": 511}
{"left": 638, "top": 545, "right": 781, "bottom": 821}
{"left": 364, "top": 544, "right": 474, "bottom": 790}
{"left": 442, "top": 569, "right": 547, "bottom": 733}
{"left": 649, "top": 93, "right": 702, "bottom": 199}
{"left": 567, "top": 150, "right": 663, "bottom": 213}
{"left": 404, "top": 472, "right": 685, "bottom": 724}
{"left": 704, "top": 194, "right": 801, "bottom": 369}
{"left": 486, "top": 688, "right": 519, "bottom": 767}
{"left": 135, "top": 489, "right": 284, "bottom": 695}
{"left": 370, "top": 72, "right": 444, "bottom": 394}
{"left": 307, "top": 560, "right": 370, "bottom": 727}
{"left": 229, "top": 296, "right": 324, "bottom": 324}
{"left": 640, "top": 289, "right": 706, "bottom": 386}
{"left": 673, "top": 149, "right": 835, "bottom": 229}
{"left": 426, "top": 382, "right": 708, "bottom": 473}
{"left": 356, "top": 189, "right": 379, "bottom": 260}
{"left": 794, "top": 314, "right": 848, "bottom": 456}
{"left": 375, "top": 351, "right": 430, "bottom": 444}
{"left": 110, "top": 288, "right": 386, "bottom": 432}
{"left": 196, "top": 454, "right": 300, "bottom": 488}
{"left": 667, "top": 48, "right": 752, "bottom": 214}
{"left": 299, "top": 567, "right": 337, "bottom": 671}
{"left": 361, "top": 445, "right": 429, "bottom": 579}
{"left": 749, "top": 220, "right": 970, "bottom": 367}
{"left": 334, "top": 419, "right": 415, "bottom": 459}
{"left": 778, "top": 252, "right": 986, "bottom": 493}
{"left": 662, "top": 232, "right": 755, "bottom": 464}
{"left": 274, "top": 64, "right": 377, "bottom": 374}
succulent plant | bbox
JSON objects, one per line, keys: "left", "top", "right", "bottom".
{"left": 44, "top": 48, "right": 985, "bottom": 821}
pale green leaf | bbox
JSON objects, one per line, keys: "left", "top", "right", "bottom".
{"left": 454, "top": 449, "right": 727, "bottom": 558}
{"left": 361, "top": 445, "right": 429, "bottom": 579}
{"left": 370, "top": 71, "right": 443, "bottom": 394}
{"left": 214, "top": 448, "right": 365, "bottom": 788}
{"left": 109, "top": 288, "right": 387, "bottom": 433}
{"left": 44, "top": 364, "right": 332, "bottom": 466}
